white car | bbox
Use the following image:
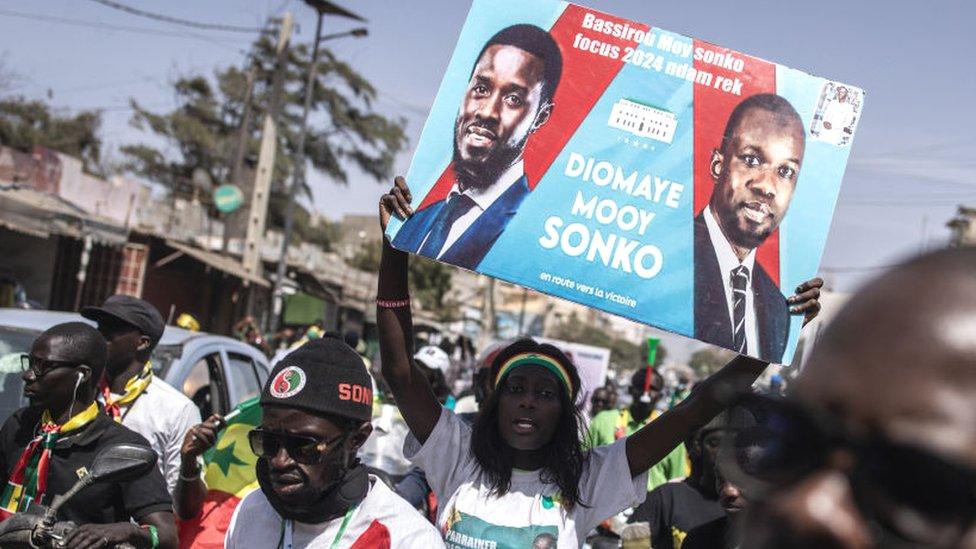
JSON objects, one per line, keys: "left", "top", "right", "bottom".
{"left": 0, "top": 308, "right": 271, "bottom": 421}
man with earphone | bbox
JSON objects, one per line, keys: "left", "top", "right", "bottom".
{"left": 0, "top": 322, "right": 177, "bottom": 548}
{"left": 82, "top": 295, "right": 201, "bottom": 496}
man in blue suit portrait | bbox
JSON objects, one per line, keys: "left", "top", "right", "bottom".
{"left": 392, "top": 24, "right": 563, "bottom": 270}
{"left": 695, "top": 94, "right": 808, "bottom": 363}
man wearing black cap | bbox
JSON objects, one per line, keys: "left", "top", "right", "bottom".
{"left": 225, "top": 335, "right": 441, "bottom": 548}
{"left": 82, "top": 295, "right": 201, "bottom": 495}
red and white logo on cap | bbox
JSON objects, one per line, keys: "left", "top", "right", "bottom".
{"left": 270, "top": 366, "right": 306, "bottom": 398}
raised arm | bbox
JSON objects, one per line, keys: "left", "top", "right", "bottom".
{"left": 625, "top": 354, "right": 768, "bottom": 477}
{"left": 377, "top": 177, "right": 443, "bottom": 444}
{"left": 173, "top": 414, "right": 223, "bottom": 520}
{"left": 624, "top": 276, "right": 825, "bottom": 476}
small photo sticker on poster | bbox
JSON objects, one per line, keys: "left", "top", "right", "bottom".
{"left": 811, "top": 82, "right": 862, "bottom": 146}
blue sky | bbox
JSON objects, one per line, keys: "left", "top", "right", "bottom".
{"left": 1, "top": 0, "right": 974, "bottom": 292}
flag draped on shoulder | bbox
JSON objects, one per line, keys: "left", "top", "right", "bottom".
{"left": 178, "top": 397, "right": 262, "bottom": 549}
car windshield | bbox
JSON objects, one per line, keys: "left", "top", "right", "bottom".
{"left": 0, "top": 326, "right": 40, "bottom": 420}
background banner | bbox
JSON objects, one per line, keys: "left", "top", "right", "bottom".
{"left": 386, "top": 0, "right": 863, "bottom": 364}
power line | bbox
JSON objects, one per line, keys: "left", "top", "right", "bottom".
{"left": 843, "top": 198, "right": 973, "bottom": 206}
{"left": 819, "top": 264, "right": 897, "bottom": 273}
{"left": 375, "top": 90, "right": 429, "bottom": 118}
{"left": 52, "top": 100, "right": 173, "bottom": 113}
{"left": 57, "top": 76, "right": 159, "bottom": 95}
{"left": 85, "top": 0, "right": 267, "bottom": 33}
{"left": 0, "top": 8, "right": 247, "bottom": 51}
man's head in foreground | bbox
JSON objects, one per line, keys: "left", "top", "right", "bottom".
{"left": 741, "top": 248, "right": 976, "bottom": 548}
{"left": 687, "top": 399, "right": 765, "bottom": 500}
{"left": 709, "top": 94, "right": 806, "bottom": 259}
{"left": 251, "top": 335, "right": 373, "bottom": 522}
{"left": 22, "top": 322, "right": 107, "bottom": 414}
{"left": 453, "top": 24, "right": 562, "bottom": 190}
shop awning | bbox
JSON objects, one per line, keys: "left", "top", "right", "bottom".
{"left": 0, "top": 186, "right": 128, "bottom": 245}
{"left": 163, "top": 239, "right": 270, "bottom": 288}
{"left": 292, "top": 268, "right": 340, "bottom": 303}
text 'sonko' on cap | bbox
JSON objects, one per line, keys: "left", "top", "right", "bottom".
{"left": 260, "top": 335, "right": 373, "bottom": 423}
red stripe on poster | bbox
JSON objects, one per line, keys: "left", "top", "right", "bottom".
{"left": 691, "top": 40, "right": 779, "bottom": 284}
{"left": 523, "top": 5, "right": 638, "bottom": 187}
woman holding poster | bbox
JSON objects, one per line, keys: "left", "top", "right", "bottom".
{"left": 376, "top": 178, "right": 820, "bottom": 548}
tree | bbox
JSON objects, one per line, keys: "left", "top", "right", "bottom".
{"left": 120, "top": 22, "right": 407, "bottom": 245}
{"left": 120, "top": 75, "right": 232, "bottom": 198}
{"left": 409, "top": 256, "right": 457, "bottom": 323}
{"left": 266, "top": 192, "right": 340, "bottom": 251}
{"left": 0, "top": 54, "right": 22, "bottom": 95}
{"left": 348, "top": 238, "right": 382, "bottom": 272}
{"left": 688, "top": 346, "right": 736, "bottom": 378}
{"left": 346, "top": 239, "right": 456, "bottom": 321}
{"left": 0, "top": 97, "right": 103, "bottom": 174}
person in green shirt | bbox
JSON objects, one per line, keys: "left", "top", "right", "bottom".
{"left": 587, "top": 367, "right": 688, "bottom": 491}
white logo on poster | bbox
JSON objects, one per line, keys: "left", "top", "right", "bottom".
{"left": 607, "top": 99, "right": 677, "bottom": 144}
{"left": 811, "top": 82, "right": 863, "bottom": 146}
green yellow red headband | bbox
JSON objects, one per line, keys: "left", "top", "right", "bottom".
{"left": 494, "top": 352, "right": 574, "bottom": 398}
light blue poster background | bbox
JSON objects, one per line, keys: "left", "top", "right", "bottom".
{"left": 388, "top": 0, "right": 861, "bottom": 365}
{"left": 480, "top": 27, "right": 696, "bottom": 337}
{"left": 385, "top": 0, "right": 566, "bottom": 232}
{"left": 776, "top": 66, "right": 854, "bottom": 363}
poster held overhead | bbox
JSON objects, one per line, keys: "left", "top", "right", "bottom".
{"left": 386, "top": 0, "right": 863, "bottom": 364}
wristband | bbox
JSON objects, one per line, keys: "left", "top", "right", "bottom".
{"left": 141, "top": 524, "right": 159, "bottom": 549}
{"left": 376, "top": 297, "right": 410, "bottom": 309}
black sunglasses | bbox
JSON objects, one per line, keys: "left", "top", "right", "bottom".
{"left": 20, "top": 354, "right": 82, "bottom": 379}
{"left": 247, "top": 428, "right": 347, "bottom": 465}
{"left": 719, "top": 394, "right": 976, "bottom": 545}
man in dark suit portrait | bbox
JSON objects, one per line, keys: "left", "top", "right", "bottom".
{"left": 392, "top": 24, "right": 563, "bottom": 270}
{"left": 695, "top": 94, "right": 806, "bottom": 362}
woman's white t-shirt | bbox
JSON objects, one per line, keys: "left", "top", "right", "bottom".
{"left": 403, "top": 409, "right": 648, "bottom": 548}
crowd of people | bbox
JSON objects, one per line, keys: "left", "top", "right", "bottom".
{"left": 0, "top": 188, "right": 972, "bottom": 549}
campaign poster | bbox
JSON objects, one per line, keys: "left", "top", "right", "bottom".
{"left": 386, "top": 0, "right": 864, "bottom": 364}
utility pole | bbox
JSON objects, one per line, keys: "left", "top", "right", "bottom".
{"left": 243, "top": 13, "right": 292, "bottom": 277}
{"left": 243, "top": 13, "right": 292, "bottom": 322}
{"left": 222, "top": 61, "right": 257, "bottom": 255}
{"left": 269, "top": 0, "right": 366, "bottom": 333}
{"left": 230, "top": 63, "right": 257, "bottom": 194}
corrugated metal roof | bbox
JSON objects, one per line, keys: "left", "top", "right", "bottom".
{"left": 0, "top": 186, "right": 127, "bottom": 245}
